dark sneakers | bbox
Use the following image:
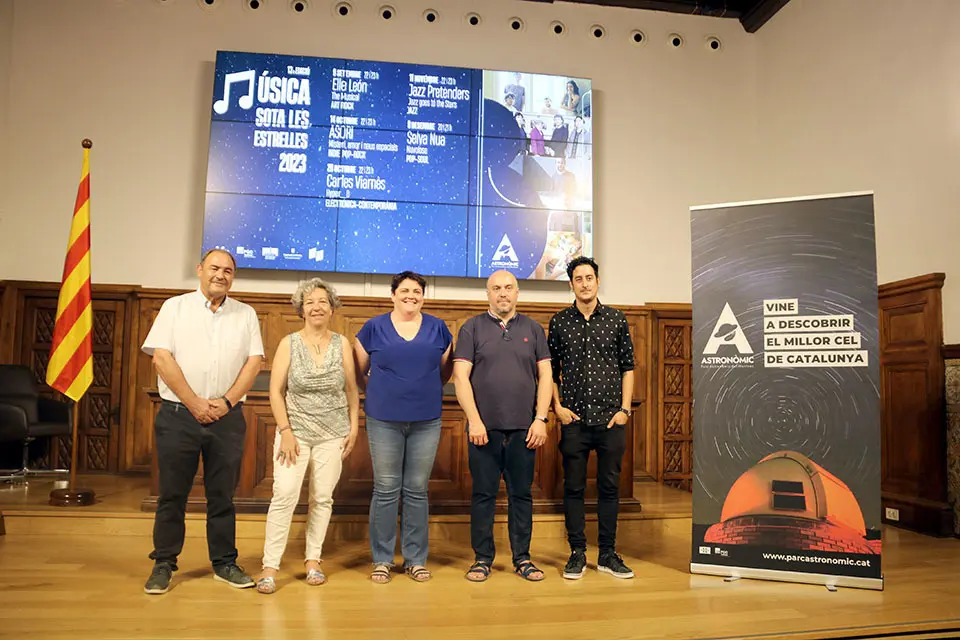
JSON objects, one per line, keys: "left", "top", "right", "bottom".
{"left": 563, "top": 549, "right": 588, "bottom": 580}
{"left": 598, "top": 552, "right": 634, "bottom": 579}
{"left": 144, "top": 564, "right": 173, "bottom": 595}
{"left": 213, "top": 563, "right": 255, "bottom": 589}
{"left": 145, "top": 563, "right": 253, "bottom": 593}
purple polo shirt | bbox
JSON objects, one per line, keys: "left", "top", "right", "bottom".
{"left": 454, "top": 311, "right": 551, "bottom": 430}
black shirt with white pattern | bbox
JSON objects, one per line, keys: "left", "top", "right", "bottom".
{"left": 548, "top": 301, "right": 635, "bottom": 426}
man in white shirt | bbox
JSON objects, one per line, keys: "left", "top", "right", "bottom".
{"left": 141, "top": 249, "right": 264, "bottom": 594}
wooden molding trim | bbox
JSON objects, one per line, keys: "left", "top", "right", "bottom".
{"left": 0, "top": 279, "right": 656, "bottom": 314}
{"left": 942, "top": 344, "right": 960, "bottom": 360}
{"left": 1, "top": 280, "right": 140, "bottom": 298}
{"left": 881, "top": 492, "right": 955, "bottom": 537}
{"left": 646, "top": 302, "right": 692, "bottom": 319}
{"left": 879, "top": 273, "right": 946, "bottom": 298}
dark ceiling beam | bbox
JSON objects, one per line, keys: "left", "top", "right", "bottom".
{"left": 520, "top": 1, "right": 743, "bottom": 19}
{"left": 520, "top": 0, "right": 793, "bottom": 32}
{"left": 739, "top": 0, "right": 790, "bottom": 32}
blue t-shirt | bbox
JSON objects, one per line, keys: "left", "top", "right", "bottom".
{"left": 356, "top": 313, "right": 453, "bottom": 422}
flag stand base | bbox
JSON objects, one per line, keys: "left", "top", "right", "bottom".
{"left": 49, "top": 488, "right": 96, "bottom": 507}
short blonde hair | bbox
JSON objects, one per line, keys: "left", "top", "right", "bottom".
{"left": 291, "top": 278, "right": 342, "bottom": 317}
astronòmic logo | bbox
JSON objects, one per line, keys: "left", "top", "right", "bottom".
{"left": 490, "top": 233, "right": 520, "bottom": 269}
{"left": 701, "top": 302, "right": 756, "bottom": 368}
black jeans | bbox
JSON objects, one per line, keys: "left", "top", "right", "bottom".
{"left": 560, "top": 421, "right": 626, "bottom": 554}
{"left": 150, "top": 401, "right": 246, "bottom": 571}
{"left": 468, "top": 429, "right": 536, "bottom": 566}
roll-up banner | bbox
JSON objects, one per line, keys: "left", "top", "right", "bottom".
{"left": 690, "top": 192, "right": 883, "bottom": 590}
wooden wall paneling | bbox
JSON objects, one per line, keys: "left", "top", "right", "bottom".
{"left": 334, "top": 416, "right": 374, "bottom": 505}
{"left": 642, "top": 312, "right": 659, "bottom": 482}
{"left": 9, "top": 281, "right": 648, "bottom": 514}
{"left": 629, "top": 311, "right": 654, "bottom": 481}
{"left": 620, "top": 412, "right": 637, "bottom": 498}
{"left": 84, "top": 299, "right": 126, "bottom": 472}
{"left": 132, "top": 294, "right": 641, "bottom": 514}
{"left": 531, "top": 420, "right": 561, "bottom": 504}
{"left": 431, "top": 413, "right": 468, "bottom": 504}
{"left": 0, "top": 282, "right": 28, "bottom": 365}
{"left": 878, "top": 273, "right": 953, "bottom": 536}
{"left": 121, "top": 292, "right": 143, "bottom": 472}
{"left": 529, "top": 420, "right": 553, "bottom": 501}
{"left": 0, "top": 282, "right": 15, "bottom": 363}
{"left": 148, "top": 398, "right": 161, "bottom": 495}
{"left": 129, "top": 293, "right": 168, "bottom": 472}
{"left": 251, "top": 405, "right": 278, "bottom": 500}
{"left": 141, "top": 396, "right": 639, "bottom": 514}
{"left": 8, "top": 274, "right": 952, "bottom": 527}
{"left": 644, "top": 305, "right": 694, "bottom": 484}
{"left": 2, "top": 282, "right": 135, "bottom": 472}
{"left": 427, "top": 307, "right": 467, "bottom": 347}
{"left": 336, "top": 301, "right": 392, "bottom": 348}
{"left": 18, "top": 294, "right": 66, "bottom": 469}
{"left": 658, "top": 316, "right": 693, "bottom": 490}
{"left": 628, "top": 312, "right": 650, "bottom": 405}
{"left": 113, "top": 289, "right": 137, "bottom": 472}
{"left": 240, "top": 402, "right": 275, "bottom": 500}
{"left": 255, "top": 310, "right": 271, "bottom": 366}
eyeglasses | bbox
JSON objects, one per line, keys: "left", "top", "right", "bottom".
{"left": 502, "top": 329, "right": 512, "bottom": 341}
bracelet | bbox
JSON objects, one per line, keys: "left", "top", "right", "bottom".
{"left": 277, "top": 425, "right": 292, "bottom": 434}
{"left": 221, "top": 397, "right": 233, "bottom": 409}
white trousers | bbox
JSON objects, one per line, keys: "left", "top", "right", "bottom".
{"left": 262, "top": 433, "right": 343, "bottom": 570}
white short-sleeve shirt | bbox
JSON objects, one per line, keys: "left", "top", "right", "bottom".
{"left": 142, "top": 289, "right": 264, "bottom": 403}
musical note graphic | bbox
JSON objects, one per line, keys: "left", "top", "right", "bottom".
{"left": 213, "top": 70, "right": 255, "bottom": 115}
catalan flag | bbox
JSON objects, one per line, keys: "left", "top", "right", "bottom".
{"left": 46, "top": 140, "right": 94, "bottom": 402}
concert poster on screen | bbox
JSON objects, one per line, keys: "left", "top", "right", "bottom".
{"left": 200, "top": 51, "right": 594, "bottom": 280}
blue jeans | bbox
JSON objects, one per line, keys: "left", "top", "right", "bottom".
{"left": 469, "top": 429, "right": 536, "bottom": 566}
{"left": 366, "top": 416, "right": 442, "bottom": 567}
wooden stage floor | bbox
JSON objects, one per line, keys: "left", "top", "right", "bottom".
{"left": 1, "top": 475, "right": 958, "bottom": 640}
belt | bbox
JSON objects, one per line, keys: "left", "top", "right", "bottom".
{"left": 161, "top": 399, "right": 243, "bottom": 411}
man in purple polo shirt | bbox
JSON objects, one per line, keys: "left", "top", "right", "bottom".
{"left": 453, "top": 270, "right": 553, "bottom": 582}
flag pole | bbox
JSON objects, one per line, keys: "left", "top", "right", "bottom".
{"left": 49, "top": 399, "right": 94, "bottom": 506}
{"left": 49, "top": 138, "right": 96, "bottom": 508}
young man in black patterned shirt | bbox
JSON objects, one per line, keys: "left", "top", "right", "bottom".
{"left": 548, "top": 256, "right": 635, "bottom": 579}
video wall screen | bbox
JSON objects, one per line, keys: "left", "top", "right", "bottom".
{"left": 202, "top": 51, "right": 593, "bottom": 280}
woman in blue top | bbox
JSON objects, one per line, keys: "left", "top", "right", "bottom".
{"left": 354, "top": 271, "right": 453, "bottom": 584}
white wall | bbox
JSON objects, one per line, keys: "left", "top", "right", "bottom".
{"left": 0, "top": 0, "right": 756, "bottom": 303}
{"left": 0, "top": 0, "right": 14, "bottom": 244}
{"left": 5, "top": 0, "right": 954, "bottom": 340}
{"left": 755, "top": 0, "right": 960, "bottom": 341}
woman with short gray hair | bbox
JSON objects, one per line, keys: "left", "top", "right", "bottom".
{"left": 255, "top": 278, "right": 359, "bottom": 594}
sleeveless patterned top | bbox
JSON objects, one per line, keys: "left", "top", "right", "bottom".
{"left": 285, "top": 332, "right": 349, "bottom": 445}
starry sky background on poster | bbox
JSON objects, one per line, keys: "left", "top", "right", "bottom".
{"left": 690, "top": 195, "right": 881, "bottom": 529}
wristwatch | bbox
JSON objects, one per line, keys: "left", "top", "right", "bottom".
{"left": 617, "top": 408, "right": 631, "bottom": 417}
{"left": 222, "top": 397, "right": 233, "bottom": 409}
{"left": 535, "top": 415, "right": 549, "bottom": 423}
